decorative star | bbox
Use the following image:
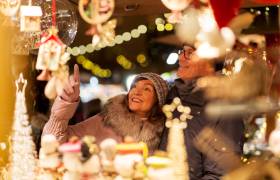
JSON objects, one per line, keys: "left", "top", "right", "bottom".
{"left": 162, "top": 97, "right": 193, "bottom": 128}
{"left": 15, "top": 73, "right": 27, "bottom": 93}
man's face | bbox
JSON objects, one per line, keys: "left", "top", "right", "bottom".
{"left": 177, "top": 46, "right": 214, "bottom": 80}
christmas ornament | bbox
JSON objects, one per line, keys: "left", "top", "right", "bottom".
{"left": 36, "top": 0, "right": 71, "bottom": 100}
{"left": 59, "top": 137, "right": 83, "bottom": 180}
{"left": 38, "top": 135, "right": 61, "bottom": 179}
{"left": 161, "top": 0, "right": 192, "bottom": 23}
{"left": 79, "top": 0, "right": 117, "bottom": 47}
{"left": 114, "top": 137, "right": 148, "bottom": 179}
{"left": 0, "top": 0, "right": 20, "bottom": 16}
{"left": 209, "top": 0, "right": 242, "bottom": 29}
{"left": 162, "top": 97, "right": 191, "bottom": 180}
{"left": 175, "top": 7, "right": 200, "bottom": 45}
{"left": 87, "top": 18, "right": 117, "bottom": 47}
{"left": 146, "top": 154, "right": 175, "bottom": 180}
{"left": 197, "top": 53, "right": 270, "bottom": 102}
{"left": 19, "top": 0, "right": 42, "bottom": 32}
{"left": 10, "top": 73, "right": 37, "bottom": 180}
{"left": 195, "top": 8, "right": 236, "bottom": 59}
{"left": 99, "top": 138, "right": 117, "bottom": 173}
{"left": 40, "top": 0, "right": 78, "bottom": 46}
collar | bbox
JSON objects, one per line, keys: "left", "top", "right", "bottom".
{"left": 174, "top": 78, "right": 206, "bottom": 106}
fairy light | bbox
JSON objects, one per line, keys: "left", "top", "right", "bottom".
{"left": 138, "top": 25, "right": 147, "bottom": 34}
{"left": 136, "top": 54, "right": 146, "bottom": 64}
{"left": 165, "top": 23, "right": 173, "bottom": 31}
{"left": 131, "top": 29, "right": 140, "bottom": 38}
{"left": 265, "top": 11, "right": 269, "bottom": 16}
{"left": 76, "top": 56, "right": 112, "bottom": 78}
{"left": 155, "top": 18, "right": 165, "bottom": 25}
{"left": 86, "top": 43, "right": 94, "bottom": 53}
{"left": 79, "top": 45, "right": 86, "bottom": 54}
{"left": 117, "top": 55, "right": 133, "bottom": 70}
{"left": 68, "top": 24, "right": 148, "bottom": 56}
{"left": 157, "top": 24, "right": 165, "bottom": 31}
{"left": 122, "top": 32, "right": 132, "bottom": 41}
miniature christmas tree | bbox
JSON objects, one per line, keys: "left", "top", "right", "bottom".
{"left": 10, "top": 73, "right": 37, "bottom": 180}
{"left": 162, "top": 97, "right": 193, "bottom": 180}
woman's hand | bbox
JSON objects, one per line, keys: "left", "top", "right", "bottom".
{"left": 59, "top": 64, "right": 80, "bottom": 103}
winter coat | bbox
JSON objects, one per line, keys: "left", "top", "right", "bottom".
{"left": 43, "top": 94, "right": 165, "bottom": 152}
{"left": 159, "top": 79, "right": 244, "bottom": 180}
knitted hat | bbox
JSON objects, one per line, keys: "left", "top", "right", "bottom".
{"left": 131, "top": 73, "right": 169, "bottom": 107}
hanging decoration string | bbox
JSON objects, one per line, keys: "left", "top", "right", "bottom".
{"left": 52, "top": 0, "right": 56, "bottom": 27}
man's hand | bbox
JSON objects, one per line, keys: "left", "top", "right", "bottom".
{"left": 59, "top": 64, "right": 80, "bottom": 102}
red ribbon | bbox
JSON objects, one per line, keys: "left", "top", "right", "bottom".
{"left": 52, "top": 0, "right": 56, "bottom": 27}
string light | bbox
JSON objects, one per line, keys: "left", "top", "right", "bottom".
{"left": 76, "top": 55, "right": 112, "bottom": 78}
{"left": 117, "top": 55, "right": 133, "bottom": 70}
{"left": 165, "top": 23, "right": 173, "bottom": 31}
{"left": 157, "top": 24, "right": 165, "bottom": 31}
{"left": 155, "top": 18, "right": 165, "bottom": 25}
{"left": 136, "top": 54, "right": 146, "bottom": 64}
{"left": 68, "top": 24, "right": 148, "bottom": 56}
{"left": 265, "top": 7, "right": 269, "bottom": 11}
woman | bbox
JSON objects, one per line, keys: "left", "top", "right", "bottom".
{"left": 43, "top": 64, "right": 168, "bottom": 152}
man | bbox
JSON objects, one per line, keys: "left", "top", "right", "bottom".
{"left": 159, "top": 45, "right": 244, "bottom": 180}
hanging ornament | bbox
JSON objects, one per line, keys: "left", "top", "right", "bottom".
{"left": 79, "top": 0, "right": 116, "bottom": 47}
{"left": 19, "top": 0, "right": 42, "bottom": 32}
{"left": 175, "top": 7, "right": 200, "bottom": 45}
{"left": 86, "top": 19, "right": 117, "bottom": 47}
{"left": 195, "top": 8, "right": 236, "bottom": 59}
{"left": 40, "top": 0, "right": 78, "bottom": 46}
{"left": 0, "top": 0, "right": 20, "bottom": 16}
{"left": 209, "top": 0, "right": 242, "bottom": 29}
{"left": 161, "top": 0, "right": 192, "bottom": 23}
{"left": 36, "top": 0, "right": 70, "bottom": 100}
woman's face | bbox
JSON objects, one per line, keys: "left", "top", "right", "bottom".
{"left": 128, "top": 79, "right": 157, "bottom": 117}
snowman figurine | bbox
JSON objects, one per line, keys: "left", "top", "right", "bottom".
{"left": 80, "top": 136, "right": 102, "bottom": 180}
{"left": 100, "top": 138, "right": 118, "bottom": 174}
{"left": 146, "top": 151, "right": 175, "bottom": 180}
{"left": 113, "top": 137, "right": 148, "bottom": 180}
{"left": 59, "top": 137, "right": 82, "bottom": 180}
{"left": 38, "top": 134, "right": 61, "bottom": 180}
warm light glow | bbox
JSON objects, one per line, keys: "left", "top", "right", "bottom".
{"left": 131, "top": 29, "right": 140, "bottom": 38}
{"left": 166, "top": 53, "right": 179, "bottom": 65}
{"left": 138, "top": 25, "right": 147, "bottom": 34}
{"left": 122, "top": 32, "right": 132, "bottom": 41}
{"left": 126, "top": 74, "right": 137, "bottom": 90}
{"left": 165, "top": 23, "right": 173, "bottom": 31}
{"left": 86, "top": 44, "right": 94, "bottom": 53}
{"left": 157, "top": 24, "right": 165, "bottom": 31}
{"left": 115, "top": 35, "right": 123, "bottom": 44}
{"left": 136, "top": 54, "right": 146, "bottom": 63}
{"left": 155, "top": 18, "right": 165, "bottom": 25}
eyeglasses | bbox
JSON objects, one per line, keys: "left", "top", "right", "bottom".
{"left": 178, "top": 47, "right": 194, "bottom": 59}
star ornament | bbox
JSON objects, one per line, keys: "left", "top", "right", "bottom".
{"left": 15, "top": 73, "right": 27, "bottom": 93}
{"left": 162, "top": 97, "right": 193, "bottom": 128}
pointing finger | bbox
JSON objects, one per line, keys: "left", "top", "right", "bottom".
{"left": 73, "top": 64, "right": 80, "bottom": 83}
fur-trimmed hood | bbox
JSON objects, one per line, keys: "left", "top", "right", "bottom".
{"left": 100, "top": 94, "right": 165, "bottom": 152}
